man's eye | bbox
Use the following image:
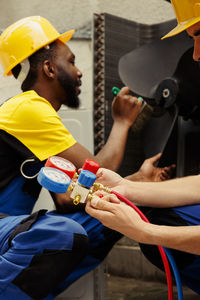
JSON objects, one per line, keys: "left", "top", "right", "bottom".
{"left": 71, "top": 61, "right": 75, "bottom": 65}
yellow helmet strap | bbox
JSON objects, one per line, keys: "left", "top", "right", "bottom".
{"left": 17, "top": 58, "right": 30, "bottom": 86}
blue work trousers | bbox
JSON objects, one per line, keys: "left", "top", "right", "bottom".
{"left": 0, "top": 210, "right": 121, "bottom": 299}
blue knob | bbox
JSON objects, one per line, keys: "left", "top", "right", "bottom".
{"left": 78, "top": 170, "right": 96, "bottom": 188}
{"left": 37, "top": 167, "right": 71, "bottom": 193}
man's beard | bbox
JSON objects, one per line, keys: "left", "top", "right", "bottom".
{"left": 57, "top": 66, "right": 80, "bottom": 108}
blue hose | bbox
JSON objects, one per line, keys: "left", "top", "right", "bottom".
{"left": 164, "top": 247, "right": 183, "bottom": 300}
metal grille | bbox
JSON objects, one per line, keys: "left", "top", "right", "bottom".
{"left": 93, "top": 13, "right": 177, "bottom": 176}
{"left": 93, "top": 13, "right": 105, "bottom": 155}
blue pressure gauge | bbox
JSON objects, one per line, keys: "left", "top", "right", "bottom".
{"left": 37, "top": 167, "right": 71, "bottom": 193}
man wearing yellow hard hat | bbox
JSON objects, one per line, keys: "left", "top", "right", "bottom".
{"left": 162, "top": 0, "right": 200, "bottom": 39}
{"left": 0, "top": 15, "right": 175, "bottom": 299}
{"left": 162, "top": 0, "right": 200, "bottom": 63}
{"left": 86, "top": 0, "right": 200, "bottom": 296}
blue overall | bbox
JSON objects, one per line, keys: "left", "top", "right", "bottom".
{"left": 0, "top": 174, "right": 121, "bottom": 299}
{"left": 172, "top": 205, "right": 200, "bottom": 294}
{"left": 140, "top": 205, "right": 200, "bottom": 295}
{"left": 0, "top": 92, "right": 121, "bottom": 299}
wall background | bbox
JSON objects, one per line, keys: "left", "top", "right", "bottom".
{"left": 0, "top": 0, "right": 174, "bottom": 31}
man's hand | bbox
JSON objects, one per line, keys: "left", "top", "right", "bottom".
{"left": 126, "top": 153, "right": 176, "bottom": 182}
{"left": 86, "top": 194, "right": 145, "bottom": 242}
{"left": 96, "top": 168, "right": 123, "bottom": 187}
{"left": 139, "top": 153, "right": 176, "bottom": 182}
{"left": 112, "top": 87, "right": 142, "bottom": 128}
{"left": 94, "top": 168, "right": 128, "bottom": 195}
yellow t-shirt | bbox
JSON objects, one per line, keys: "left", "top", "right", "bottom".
{"left": 0, "top": 90, "right": 76, "bottom": 161}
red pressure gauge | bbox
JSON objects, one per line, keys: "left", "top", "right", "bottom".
{"left": 45, "top": 156, "right": 76, "bottom": 179}
{"left": 82, "top": 159, "right": 100, "bottom": 175}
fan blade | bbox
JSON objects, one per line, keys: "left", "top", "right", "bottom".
{"left": 119, "top": 31, "right": 193, "bottom": 99}
{"left": 142, "top": 105, "right": 179, "bottom": 159}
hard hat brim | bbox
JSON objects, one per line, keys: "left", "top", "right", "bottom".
{"left": 162, "top": 17, "right": 200, "bottom": 39}
{"left": 59, "top": 29, "right": 75, "bottom": 43}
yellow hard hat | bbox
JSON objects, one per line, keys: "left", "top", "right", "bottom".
{"left": 0, "top": 16, "right": 74, "bottom": 76}
{"left": 162, "top": 0, "right": 200, "bottom": 39}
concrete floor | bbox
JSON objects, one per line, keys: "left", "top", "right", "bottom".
{"left": 106, "top": 275, "right": 200, "bottom": 300}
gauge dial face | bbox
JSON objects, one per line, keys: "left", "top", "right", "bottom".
{"left": 50, "top": 156, "right": 75, "bottom": 171}
{"left": 43, "top": 168, "right": 70, "bottom": 183}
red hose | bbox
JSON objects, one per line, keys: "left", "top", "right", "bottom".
{"left": 111, "top": 190, "right": 173, "bottom": 300}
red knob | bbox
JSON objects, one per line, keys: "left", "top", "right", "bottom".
{"left": 45, "top": 156, "right": 76, "bottom": 179}
{"left": 82, "top": 159, "right": 100, "bottom": 175}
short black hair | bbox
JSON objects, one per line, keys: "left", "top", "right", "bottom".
{"left": 12, "top": 41, "right": 58, "bottom": 91}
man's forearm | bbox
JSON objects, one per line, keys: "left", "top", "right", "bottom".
{"left": 125, "top": 171, "right": 145, "bottom": 181}
{"left": 137, "top": 222, "right": 200, "bottom": 255}
{"left": 95, "top": 121, "right": 130, "bottom": 171}
{"left": 123, "top": 175, "right": 200, "bottom": 207}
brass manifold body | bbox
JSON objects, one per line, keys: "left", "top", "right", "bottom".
{"left": 69, "top": 182, "right": 111, "bottom": 205}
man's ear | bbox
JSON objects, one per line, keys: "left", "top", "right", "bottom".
{"left": 43, "top": 60, "right": 55, "bottom": 79}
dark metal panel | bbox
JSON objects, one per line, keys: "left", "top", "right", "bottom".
{"left": 93, "top": 13, "right": 177, "bottom": 176}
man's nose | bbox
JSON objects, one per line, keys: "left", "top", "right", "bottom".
{"left": 193, "top": 39, "right": 200, "bottom": 62}
{"left": 77, "top": 68, "right": 82, "bottom": 78}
